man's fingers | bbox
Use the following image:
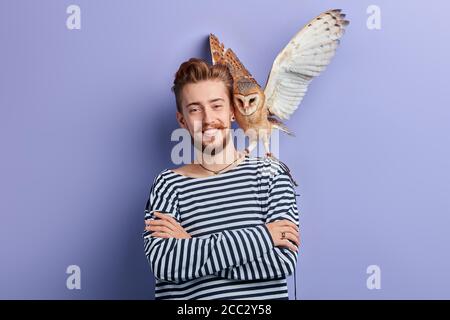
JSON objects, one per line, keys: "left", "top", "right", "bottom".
{"left": 281, "top": 239, "right": 298, "bottom": 252}
{"left": 150, "top": 232, "right": 171, "bottom": 238}
{"left": 283, "top": 232, "right": 300, "bottom": 247}
{"left": 281, "top": 226, "right": 299, "bottom": 239}
{"left": 149, "top": 219, "right": 179, "bottom": 232}
{"left": 147, "top": 225, "right": 174, "bottom": 235}
{"left": 154, "top": 212, "right": 183, "bottom": 231}
{"left": 279, "top": 229, "right": 299, "bottom": 245}
{"left": 281, "top": 220, "right": 298, "bottom": 230}
{"left": 271, "top": 219, "right": 298, "bottom": 231}
{"left": 154, "top": 212, "right": 177, "bottom": 223}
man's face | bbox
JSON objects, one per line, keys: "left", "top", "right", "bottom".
{"left": 177, "top": 80, "right": 234, "bottom": 156}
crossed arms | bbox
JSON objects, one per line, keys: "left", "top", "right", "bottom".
{"left": 143, "top": 170, "right": 300, "bottom": 283}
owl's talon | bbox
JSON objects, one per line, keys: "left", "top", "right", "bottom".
{"left": 244, "top": 148, "right": 250, "bottom": 155}
{"left": 265, "top": 152, "right": 279, "bottom": 161}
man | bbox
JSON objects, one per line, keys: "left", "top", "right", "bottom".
{"left": 143, "top": 58, "right": 300, "bottom": 300}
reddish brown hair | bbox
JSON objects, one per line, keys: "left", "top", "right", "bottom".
{"left": 171, "top": 58, "right": 234, "bottom": 112}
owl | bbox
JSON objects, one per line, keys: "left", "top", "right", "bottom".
{"left": 209, "top": 8, "right": 349, "bottom": 158}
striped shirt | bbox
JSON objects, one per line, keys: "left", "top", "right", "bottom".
{"left": 143, "top": 156, "right": 300, "bottom": 300}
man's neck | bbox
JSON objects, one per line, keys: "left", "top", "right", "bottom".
{"left": 194, "top": 144, "right": 239, "bottom": 168}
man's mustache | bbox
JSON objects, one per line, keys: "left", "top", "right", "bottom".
{"left": 202, "top": 124, "right": 227, "bottom": 131}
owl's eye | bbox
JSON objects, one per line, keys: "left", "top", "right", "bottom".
{"left": 249, "top": 98, "right": 256, "bottom": 105}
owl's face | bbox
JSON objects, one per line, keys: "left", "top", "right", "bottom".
{"left": 233, "top": 79, "right": 265, "bottom": 116}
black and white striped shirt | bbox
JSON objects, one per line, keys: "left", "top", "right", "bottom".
{"left": 143, "top": 156, "right": 300, "bottom": 300}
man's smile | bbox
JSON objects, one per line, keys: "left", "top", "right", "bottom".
{"left": 202, "top": 128, "right": 220, "bottom": 138}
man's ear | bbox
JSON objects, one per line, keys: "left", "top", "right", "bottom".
{"left": 176, "top": 111, "right": 187, "bottom": 128}
{"left": 230, "top": 105, "right": 236, "bottom": 122}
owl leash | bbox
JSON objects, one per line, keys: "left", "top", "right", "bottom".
{"left": 271, "top": 157, "right": 299, "bottom": 190}
{"left": 294, "top": 265, "right": 298, "bottom": 300}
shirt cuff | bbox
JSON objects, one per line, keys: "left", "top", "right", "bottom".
{"left": 258, "top": 224, "right": 275, "bottom": 250}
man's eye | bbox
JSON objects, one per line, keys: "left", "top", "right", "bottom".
{"left": 189, "top": 108, "right": 199, "bottom": 113}
{"left": 213, "top": 105, "right": 223, "bottom": 109}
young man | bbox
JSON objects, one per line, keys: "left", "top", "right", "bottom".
{"left": 143, "top": 58, "right": 300, "bottom": 300}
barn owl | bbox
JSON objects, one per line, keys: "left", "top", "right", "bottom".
{"left": 209, "top": 8, "right": 349, "bottom": 158}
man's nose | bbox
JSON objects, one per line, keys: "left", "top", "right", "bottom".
{"left": 203, "top": 107, "right": 215, "bottom": 123}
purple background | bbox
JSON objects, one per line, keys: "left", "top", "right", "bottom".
{"left": 1, "top": 0, "right": 449, "bottom": 299}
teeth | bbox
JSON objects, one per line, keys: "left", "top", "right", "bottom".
{"left": 203, "top": 128, "right": 219, "bottom": 137}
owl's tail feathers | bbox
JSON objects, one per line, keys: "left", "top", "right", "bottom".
{"left": 268, "top": 117, "right": 296, "bottom": 137}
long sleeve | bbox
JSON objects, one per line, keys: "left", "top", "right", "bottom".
{"left": 143, "top": 172, "right": 275, "bottom": 283}
{"left": 216, "top": 163, "right": 300, "bottom": 280}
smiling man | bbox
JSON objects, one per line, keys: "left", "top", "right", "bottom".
{"left": 142, "top": 58, "right": 301, "bottom": 300}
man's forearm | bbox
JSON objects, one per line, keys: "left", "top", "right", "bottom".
{"left": 143, "top": 223, "right": 274, "bottom": 283}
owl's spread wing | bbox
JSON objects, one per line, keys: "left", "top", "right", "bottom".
{"left": 209, "top": 33, "right": 226, "bottom": 65}
{"left": 264, "top": 9, "right": 349, "bottom": 120}
{"left": 209, "top": 33, "right": 259, "bottom": 85}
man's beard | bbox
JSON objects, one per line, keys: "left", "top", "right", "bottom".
{"left": 191, "top": 128, "right": 231, "bottom": 157}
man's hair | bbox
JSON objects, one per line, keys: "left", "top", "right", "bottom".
{"left": 171, "top": 58, "right": 234, "bottom": 112}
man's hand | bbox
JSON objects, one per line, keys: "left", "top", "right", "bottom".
{"left": 144, "top": 211, "right": 191, "bottom": 239}
{"left": 265, "top": 220, "right": 300, "bottom": 252}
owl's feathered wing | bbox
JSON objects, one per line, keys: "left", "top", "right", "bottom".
{"left": 209, "top": 33, "right": 260, "bottom": 86}
{"left": 264, "top": 9, "right": 350, "bottom": 120}
{"left": 209, "top": 33, "right": 226, "bottom": 65}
